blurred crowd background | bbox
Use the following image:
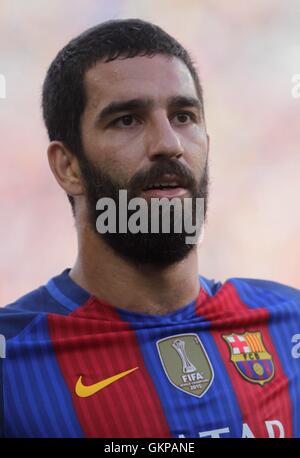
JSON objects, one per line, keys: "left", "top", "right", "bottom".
{"left": 1, "top": 0, "right": 300, "bottom": 306}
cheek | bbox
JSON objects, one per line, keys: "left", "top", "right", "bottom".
{"left": 182, "top": 128, "right": 208, "bottom": 166}
{"left": 99, "top": 135, "right": 146, "bottom": 181}
{"left": 84, "top": 124, "right": 143, "bottom": 164}
{"left": 95, "top": 148, "right": 139, "bottom": 188}
{"left": 187, "top": 124, "right": 208, "bottom": 147}
{"left": 81, "top": 117, "right": 144, "bottom": 185}
{"left": 178, "top": 122, "right": 207, "bottom": 152}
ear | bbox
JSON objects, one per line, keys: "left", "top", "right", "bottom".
{"left": 47, "top": 141, "right": 83, "bottom": 197}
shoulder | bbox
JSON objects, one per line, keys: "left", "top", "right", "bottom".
{"left": 0, "top": 287, "right": 45, "bottom": 340}
{"left": 0, "top": 279, "right": 71, "bottom": 438}
{"left": 0, "top": 283, "right": 69, "bottom": 340}
{"left": 200, "top": 273, "right": 300, "bottom": 309}
{"left": 227, "top": 277, "right": 300, "bottom": 309}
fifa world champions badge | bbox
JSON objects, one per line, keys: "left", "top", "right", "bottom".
{"left": 157, "top": 333, "right": 214, "bottom": 397}
{"left": 222, "top": 331, "right": 275, "bottom": 386}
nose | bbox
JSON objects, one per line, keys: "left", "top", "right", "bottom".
{"left": 145, "top": 113, "right": 184, "bottom": 161}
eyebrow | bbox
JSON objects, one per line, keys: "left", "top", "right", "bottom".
{"left": 94, "top": 95, "right": 202, "bottom": 127}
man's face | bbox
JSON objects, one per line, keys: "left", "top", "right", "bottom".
{"left": 78, "top": 54, "right": 209, "bottom": 267}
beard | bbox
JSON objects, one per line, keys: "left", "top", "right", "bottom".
{"left": 78, "top": 153, "right": 210, "bottom": 268}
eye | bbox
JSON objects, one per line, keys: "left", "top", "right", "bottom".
{"left": 173, "top": 112, "right": 195, "bottom": 124}
{"left": 112, "top": 115, "right": 139, "bottom": 128}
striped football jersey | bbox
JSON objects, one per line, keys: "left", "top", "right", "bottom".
{"left": 1, "top": 269, "right": 300, "bottom": 438}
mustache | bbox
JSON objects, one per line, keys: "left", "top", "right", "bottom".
{"left": 79, "top": 155, "right": 204, "bottom": 202}
{"left": 129, "top": 159, "right": 197, "bottom": 195}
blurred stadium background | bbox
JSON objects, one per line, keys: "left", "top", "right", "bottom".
{"left": 0, "top": 0, "right": 300, "bottom": 305}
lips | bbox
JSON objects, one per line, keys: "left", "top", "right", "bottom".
{"left": 143, "top": 174, "right": 186, "bottom": 190}
{"left": 141, "top": 174, "right": 188, "bottom": 198}
{"left": 142, "top": 187, "right": 188, "bottom": 198}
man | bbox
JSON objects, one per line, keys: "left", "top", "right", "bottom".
{"left": 1, "top": 18, "right": 300, "bottom": 439}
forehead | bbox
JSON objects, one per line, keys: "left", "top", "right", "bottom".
{"left": 83, "top": 54, "right": 199, "bottom": 110}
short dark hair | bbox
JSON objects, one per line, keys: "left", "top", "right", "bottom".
{"left": 42, "top": 18, "right": 204, "bottom": 209}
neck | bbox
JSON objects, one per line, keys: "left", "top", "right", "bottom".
{"left": 70, "top": 223, "right": 201, "bottom": 315}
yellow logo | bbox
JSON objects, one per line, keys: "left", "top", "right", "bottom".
{"left": 75, "top": 367, "right": 139, "bottom": 398}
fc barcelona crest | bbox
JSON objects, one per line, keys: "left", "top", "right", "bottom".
{"left": 222, "top": 331, "right": 275, "bottom": 386}
{"left": 157, "top": 333, "right": 214, "bottom": 397}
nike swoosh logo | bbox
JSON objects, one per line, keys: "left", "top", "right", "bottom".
{"left": 75, "top": 367, "right": 139, "bottom": 398}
